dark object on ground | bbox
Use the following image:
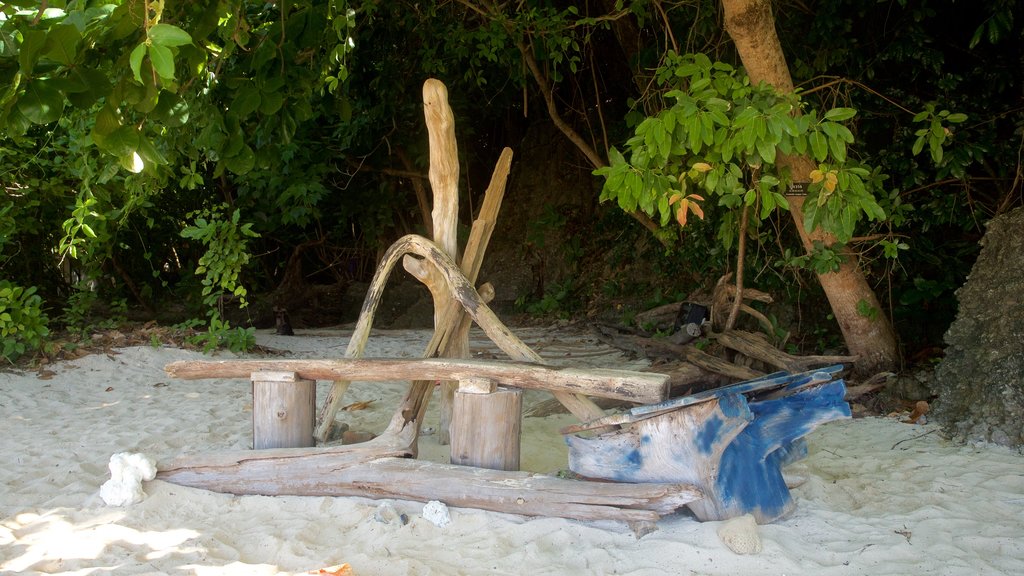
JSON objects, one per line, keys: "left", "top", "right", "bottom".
{"left": 932, "top": 207, "right": 1024, "bottom": 448}
{"left": 274, "top": 307, "right": 294, "bottom": 336}
{"left": 672, "top": 302, "right": 709, "bottom": 344}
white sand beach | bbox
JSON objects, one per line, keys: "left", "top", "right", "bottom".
{"left": 2, "top": 326, "right": 1022, "bottom": 575}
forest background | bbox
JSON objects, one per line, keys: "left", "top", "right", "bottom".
{"left": 0, "top": 0, "right": 1020, "bottom": 373}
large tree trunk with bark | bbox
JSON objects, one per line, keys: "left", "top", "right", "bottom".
{"left": 721, "top": 0, "right": 899, "bottom": 375}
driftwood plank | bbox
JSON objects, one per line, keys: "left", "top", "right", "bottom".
{"left": 166, "top": 357, "right": 670, "bottom": 405}
{"left": 157, "top": 454, "right": 702, "bottom": 524}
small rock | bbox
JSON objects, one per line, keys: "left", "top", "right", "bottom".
{"left": 422, "top": 500, "right": 451, "bottom": 527}
{"left": 717, "top": 514, "right": 763, "bottom": 555}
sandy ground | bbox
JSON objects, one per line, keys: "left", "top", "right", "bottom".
{"left": 1, "top": 326, "right": 1022, "bottom": 575}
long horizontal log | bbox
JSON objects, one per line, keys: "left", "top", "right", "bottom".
{"left": 157, "top": 452, "right": 702, "bottom": 525}
{"left": 165, "top": 357, "right": 669, "bottom": 404}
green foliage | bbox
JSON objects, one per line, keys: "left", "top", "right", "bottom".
{"left": 595, "top": 52, "right": 887, "bottom": 246}
{"left": 185, "top": 312, "right": 255, "bottom": 353}
{"left": 775, "top": 241, "right": 844, "bottom": 275}
{"left": 0, "top": 281, "right": 49, "bottom": 362}
{"left": 515, "top": 279, "right": 580, "bottom": 317}
{"left": 180, "top": 205, "right": 259, "bottom": 314}
{"left": 0, "top": 0, "right": 1018, "bottom": 359}
{"left": 911, "top": 104, "right": 968, "bottom": 165}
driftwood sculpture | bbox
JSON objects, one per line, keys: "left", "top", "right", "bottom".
{"left": 156, "top": 78, "right": 851, "bottom": 531}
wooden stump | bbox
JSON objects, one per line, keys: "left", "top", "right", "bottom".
{"left": 252, "top": 371, "right": 316, "bottom": 449}
{"left": 450, "top": 382, "right": 522, "bottom": 471}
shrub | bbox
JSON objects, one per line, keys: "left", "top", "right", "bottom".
{"left": 0, "top": 281, "right": 50, "bottom": 362}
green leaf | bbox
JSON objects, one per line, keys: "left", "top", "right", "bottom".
{"left": 91, "top": 105, "right": 121, "bottom": 148}
{"left": 929, "top": 138, "right": 943, "bottom": 164}
{"left": 129, "top": 43, "right": 146, "bottom": 83}
{"left": 148, "top": 44, "right": 175, "bottom": 80}
{"left": 148, "top": 23, "right": 194, "bottom": 47}
{"left": 608, "top": 147, "right": 625, "bottom": 166}
{"left": 823, "top": 107, "right": 857, "bottom": 122}
{"left": 151, "top": 92, "right": 190, "bottom": 126}
{"left": 946, "top": 113, "right": 967, "bottom": 123}
{"left": 66, "top": 67, "right": 111, "bottom": 108}
{"left": 224, "top": 144, "right": 256, "bottom": 175}
{"left": 828, "top": 137, "right": 847, "bottom": 162}
{"left": 809, "top": 131, "right": 827, "bottom": 161}
{"left": 231, "top": 84, "right": 261, "bottom": 118}
{"left": 18, "top": 29, "right": 47, "bottom": 74}
{"left": 138, "top": 136, "right": 168, "bottom": 167}
{"left": 773, "top": 192, "right": 790, "bottom": 211}
{"left": 258, "top": 91, "right": 283, "bottom": 115}
{"left": 45, "top": 25, "right": 83, "bottom": 66}
{"left": 17, "top": 78, "right": 64, "bottom": 124}
{"left": 105, "top": 125, "right": 141, "bottom": 157}
{"left": 756, "top": 138, "right": 776, "bottom": 164}
{"left": 687, "top": 116, "right": 702, "bottom": 152}
{"left": 911, "top": 135, "right": 925, "bottom": 156}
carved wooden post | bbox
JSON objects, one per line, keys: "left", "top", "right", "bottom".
{"left": 252, "top": 371, "right": 316, "bottom": 449}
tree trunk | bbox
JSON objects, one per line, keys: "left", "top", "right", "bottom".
{"left": 720, "top": 0, "right": 899, "bottom": 375}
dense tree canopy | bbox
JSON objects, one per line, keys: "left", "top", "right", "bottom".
{"left": 0, "top": 1, "right": 1021, "bottom": 362}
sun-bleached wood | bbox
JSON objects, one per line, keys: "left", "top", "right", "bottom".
{"left": 156, "top": 452, "right": 701, "bottom": 525}
{"left": 166, "top": 357, "right": 669, "bottom": 404}
{"left": 450, "top": 387, "right": 522, "bottom": 470}
{"left": 251, "top": 371, "right": 315, "bottom": 450}
{"left": 437, "top": 147, "right": 514, "bottom": 446}
{"left": 315, "top": 233, "right": 608, "bottom": 450}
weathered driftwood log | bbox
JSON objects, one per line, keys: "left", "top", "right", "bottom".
{"left": 595, "top": 324, "right": 763, "bottom": 381}
{"left": 419, "top": 78, "right": 465, "bottom": 448}
{"left": 522, "top": 361, "right": 722, "bottom": 418}
{"left": 711, "top": 329, "right": 858, "bottom": 373}
{"left": 165, "top": 357, "right": 670, "bottom": 405}
{"left": 711, "top": 273, "right": 775, "bottom": 332}
{"left": 157, "top": 452, "right": 702, "bottom": 525}
{"left": 564, "top": 367, "right": 850, "bottom": 523}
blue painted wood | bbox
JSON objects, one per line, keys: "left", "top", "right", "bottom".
{"left": 566, "top": 369, "right": 851, "bottom": 523}
{"left": 698, "top": 380, "right": 850, "bottom": 522}
{"left": 565, "top": 393, "right": 752, "bottom": 486}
